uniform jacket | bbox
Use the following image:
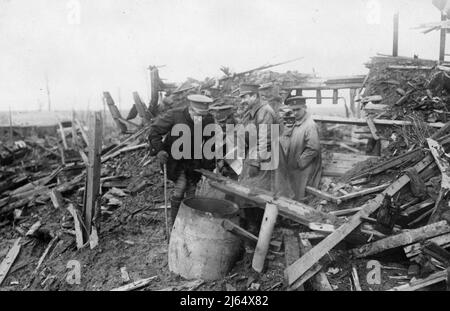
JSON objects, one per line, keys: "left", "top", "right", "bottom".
{"left": 280, "top": 112, "right": 322, "bottom": 200}
{"left": 148, "top": 107, "right": 215, "bottom": 183}
{"left": 238, "top": 100, "right": 284, "bottom": 194}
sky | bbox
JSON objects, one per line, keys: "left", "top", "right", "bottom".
{"left": 0, "top": 0, "right": 446, "bottom": 111}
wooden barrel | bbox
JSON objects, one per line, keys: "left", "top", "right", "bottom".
{"left": 168, "top": 197, "right": 242, "bottom": 280}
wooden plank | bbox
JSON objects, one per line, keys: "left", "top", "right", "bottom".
{"left": 49, "top": 189, "right": 64, "bottom": 209}
{"left": 252, "top": 203, "right": 278, "bottom": 273}
{"left": 284, "top": 155, "right": 435, "bottom": 288}
{"left": 298, "top": 238, "right": 333, "bottom": 291}
{"left": 285, "top": 82, "right": 363, "bottom": 91}
{"left": 388, "top": 270, "right": 447, "bottom": 291}
{"left": 366, "top": 118, "right": 380, "bottom": 140}
{"left": 312, "top": 115, "right": 444, "bottom": 128}
{"left": 306, "top": 186, "right": 340, "bottom": 203}
{"left": 67, "top": 204, "right": 85, "bottom": 249}
{"left": 422, "top": 241, "right": 450, "bottom": 265}
{"left": 351, "top": 265, "right": 362, "bottom": 291}
{"left": 84, "top": 112, "right": 103, "bottom": 242}
{"left": 103, "top": 92, "right": 127, "bottom": 133}
{"left": 427, "top": 138, "right": 450, "bottom": 223}
{"left": 404, "top": 232, "right": 450, "bottom": 258}
{"left": 58, "top": 122, "right": 68, "bottom": 150}
{"left": 338, "top": 183, "right": 390, "bottom": 202}
{"left": 352, "top": 220, "right": 450, "bottom": 258}
{"left": 401, "top": 199, "right": 435, "bottom": 217}
{"left": 0, "top": 238, "right": 21, "bottom": 286}
{"left": 110, "top": 276, "right": 158, "bottom": 291}
{"left": 208, "top": 180, "right": 339, "bottom": 227}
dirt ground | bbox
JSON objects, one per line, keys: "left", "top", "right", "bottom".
{"left": 2, "top": 140, "right": 444, "bottom": 292}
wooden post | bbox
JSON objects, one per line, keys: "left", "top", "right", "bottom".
{"left": 8, "top": 105, "right": 13, "bottom": 143}
{"left": 349, "top": 89, "right": 356, "bottom": 117}
{"left": 440, "top": 12, "right": 447, "bottom": 62}
{"left": 83, "top": 112, "right": 103, "bottom": 242}
{"left": 316, "top": 90, "right": 322, "bottom": 105}
{"left": 252, "top": 203, "right": 278, "bottom": 272}
{"left": 332, "top": 89, "right": 338, "bottom": 105}
{"left": 393, "top": 12, "right": 399, "bottom": 57}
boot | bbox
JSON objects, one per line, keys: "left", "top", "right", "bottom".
{"left": 170, "top": 197, "right": 182, "bottom": 226}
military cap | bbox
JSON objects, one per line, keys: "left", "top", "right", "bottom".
{"left": 187, "top": 94, "right": 213, "bottom": 114}
{"left": 285, "top": 96, "right": 307, "bottom": 107}
{"left": 239, "top": 83, "right": 260, "bottom": 97}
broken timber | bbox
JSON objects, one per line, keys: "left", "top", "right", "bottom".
{"left": 284, "top": 154, "right": 435, "bottom": 289}
{"left": 133, "top": 92, "right": 151, "bottom": 124}
{"left": 312, "top": 115, "right": 444, "bottom": 128}
{"left": 298, "top": 238, "right": 333, "bottom": 291}
{"left": 110, "top": 276, "right": 158, "bottom": 291}
{"left": 221, "top": 219, "right": 280, "bottom": 251}
{"left": 83, "top": 112, "right": 103, "bottom": 243}
{"left": 197, "top": 169, "right": 340, "bottom": 227}
{"left": 426, "top": 138, "right": 450, "bottom": 224}
{"left": 388, "top": 269, "right": 448, "bottom": 291}
{"left": 103, "top": 92, "right": 127, "bottom": 133}
{"left": 352, "top": 220, "right": 450, "bottom": 258}
{"left": 0, "top": 238, "right": 21, "bottom": 286}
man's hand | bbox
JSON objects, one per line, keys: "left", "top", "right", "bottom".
{"left": 248, "top": 165, "right": 259, "bottom": 178}
{"left": 156, "top": 150, "right": 169, "bottom": 165}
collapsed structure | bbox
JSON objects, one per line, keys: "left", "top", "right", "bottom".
{"left": 2, "top": 52, "right": 450, "bottom": 291}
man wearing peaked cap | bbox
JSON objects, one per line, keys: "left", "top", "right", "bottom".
{"left": 237, "top": 82, "right": 294, "bottom": 233}
{"left": 280, "top": 95, "right": 322, "bottom": 201}
{"left": 148, "top": 94, "right": 215, "bottom": 225}
{"left": 187, "top": 94, "right": 213, "bottom": 116}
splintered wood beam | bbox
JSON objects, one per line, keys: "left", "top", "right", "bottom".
{"left": 198, "top": 169, "right": 340, "bottom": 227}
{"left": 83, "top": 112, "right": 103, "bottom": 242}
{"left": 352, "top": 220, "right": 450, "bottom": 258}
{"left": 298, "top": 238, "right": 333, "bottom": 291}
{"left": 404, "top": 232, "right": 450, "bottom": 258}
{"left": 103, "top": 92, "right": 128, "bottom": 133}
{"left": 252, "top": 203, "right": 278, "bottom": 273}
{"left": 388, "top": 269, "right": 448, "bottom": 291}
{"left": 284, "top": 154, "right": 435, "bottom": 289}
{"left": 426, "top": 138, "right": 450, "bottom": 224}
{"left": 312, "top": 115, "right": 444, "bottom": 128}
{"left": 0, "top": 238, "right": 22, "bottom": 285}
{"left": 133, "top": 92, "right": 151, "bottom": 124}
{"left": 75, "top": 119, "right": 89, "bottom": 147}
{"left": 58, "top": 122, "right": 68, "bottom": 150}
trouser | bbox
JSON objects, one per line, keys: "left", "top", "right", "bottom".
{"left": 170, "top": 171, "right": 196, "bottom": 225}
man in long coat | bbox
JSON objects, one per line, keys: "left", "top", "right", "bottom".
{"left": 280, "top": 96, "right": 322, "bottom": 201}
{"left": 148, "top": 94, "right": 215, "bottom": 224}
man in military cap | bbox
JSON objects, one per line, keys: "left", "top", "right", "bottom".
{"left": 280, "top": 96, "right": 322, "bottom": 201}
{"left": 148, "top": 94, "right": 216, "bottom": 225}
{"left": 237, "top": 83, "right": 282, "bottom": 231}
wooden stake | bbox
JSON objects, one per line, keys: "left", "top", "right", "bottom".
{"left": 252, "top": 203, "right": 278, "bottom": 273}
{"left": 83, "top": 112, "right": 103, "bottom": 242}
{"left": 393, "top": 12, "right": 399, "bottom": 57}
